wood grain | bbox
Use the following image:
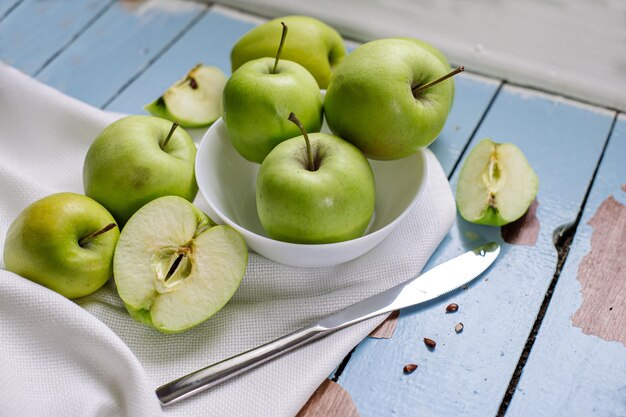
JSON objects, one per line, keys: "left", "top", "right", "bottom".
{"left": 369, "top": 310, "right": 399, "bottom": 339}
{"left": 501, "top": 199, "right": 540, "bottom": 246}
{"left": 296, "top": 379, "right": 360, "bottom": 417}
{"left": 572, "top": 195, "right": 626, "bottom": 346}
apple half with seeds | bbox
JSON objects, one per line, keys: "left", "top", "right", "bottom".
{"left": 145, "top": 64, "right": 227, "bottom": 128}
{"left": 456, "top": 139, "right": 538, "bottom": 226}
{"left": 113, "top": 196, "right": 248, "bottom": 334}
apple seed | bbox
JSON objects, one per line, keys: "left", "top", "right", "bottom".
{"left": 423, "top": 337, "right": 436, "bottom": 349}
{"left": 403, "top": 364, "right": 418, "bottom": 374}
{"left": 446, "top": 303, "right": 459, "bottom": 313}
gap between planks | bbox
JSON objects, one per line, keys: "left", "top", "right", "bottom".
{"left": 495, "top": 112, "right": 619, "bottom": 416}
{"left": 100, "top": 3, "right": 212, "bottom": 110}
{"left": 31, "top": 0, "right": 118, "bottom": 78}
{"left": 0, "top": 0, "right": 24, "bottom": 23}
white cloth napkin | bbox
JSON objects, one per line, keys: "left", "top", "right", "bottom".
{"left": 0, "top": 62, "right": 456, "bottom": 417}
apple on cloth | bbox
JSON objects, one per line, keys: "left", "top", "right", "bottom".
{"left": 0, "top": 61, "right": 456, "bottom": 417}
{"left": 231, "top": 15, "right": 347, "bottom": 89}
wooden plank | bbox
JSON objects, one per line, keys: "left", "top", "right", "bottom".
{"left": 105, "top": 6, "right": 258, "bottom": 114}
{"left": 34, "top": 0, "right": 206, "bottom": 108}
{"left": 337, "top": 86, "right": 615, "bottom": 416}
{"left": 506, "top": 114, "right": 626, "bottom": 417}
{"left": 0, "top": 0, "right": 114, "bottom": 75}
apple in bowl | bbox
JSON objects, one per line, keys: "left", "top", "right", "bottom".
{"left": 256, "top": 113, "right": 375, "bottom": 244}
{"left": 231, "top": 15, "right": 346, "bottom": 89}
{"left": 195, "top": 116, "right": 427, "bottom": 268}
{"left": 324, "top": 38, "right": 461, "bottom": 160}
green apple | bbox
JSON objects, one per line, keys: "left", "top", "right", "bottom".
{"left": 113, "top": 196, "right": 248, "bottom": 334}
{"left": 83, "top": 115, "right": 197, "bottom": 227}
{"left": 223, "top": 23, "right": 323, "bottom": 163}
{"left": 231, "top": 15, "right": 346, "bottom": 89}
{"left": 145, "top": 64, "right": 227, "bottom": 128}
{"left": 456, "top": 139, "right": 539, "bottom": 226}
{"left": 3, "top": 192, "right": 119, "bottom": 299}
{"left": 324, "top": 38, "right": 462, "bottom": 160}
{"left": 256, "top": 113, "right": 375, "bottom": 244}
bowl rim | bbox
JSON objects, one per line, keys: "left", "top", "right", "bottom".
{"left": 195, "top": 117, "right": 428, "bottom": 250}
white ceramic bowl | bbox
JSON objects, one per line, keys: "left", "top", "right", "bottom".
{"left": 195, "top": 118, "right": 427, "bottom": 268}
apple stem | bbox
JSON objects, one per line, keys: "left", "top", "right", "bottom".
{"left": 271, "top": 22, "right": 288, "bottom": 75}
{"left": 162, "top": 121, "right": 179, "bottom": 150}
{"left": 288, "top": 112, "right": 315, "bottom": 171}
{"left": 78, "top": 223, "right": 117, "bottom": 247}
{"left": 412, "top": 66, "right": 465, "bottom": 96}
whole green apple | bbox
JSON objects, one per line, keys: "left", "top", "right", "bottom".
{"left": 231, "top": 16, "right": 346, "bottom": 89}
{"left": 145, "top": 64, "right": 227, "bottom": 128}
{"left": 83, "top": 115, "right": 197, "bottom": 227}
{"left": 324, "top": 38, "right": 458, "bottom": 160}
{"left": 222, "top": 56, "right": 323, "bottom": 163}
{"left": 3, "top": 192, "right": 119, "bottom": 299}
{"left": 114, "top": 196, "right": 248, "bottom": 334}
{"left": 256, "top": 113, "right": 375, "bottom": 244}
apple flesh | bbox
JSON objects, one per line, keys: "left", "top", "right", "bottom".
{"left": 113, "top": 196, "right": 248, "bottom": 334}
{"left": 456, "top": 139, "right": 539, "bottom": 226}
{"left": 231, "top": 16, "right": 346, "bottom": 89}
{"left": 145, "top": 64, "right": 227, "bottom": 128}
{"left": 222, "top": 58, "right": 323, "bottom": 163}
{"left": 324, "top": 38, "right": 454, "bottom": 160}
{"left": 256, "top": 131, "right": 375, "bottom": 244}
{"left": 83, "top": 115, "right": 197, "bottom": 227}
{"left": 3, "top": 192, "right": 119, "bottom": 299}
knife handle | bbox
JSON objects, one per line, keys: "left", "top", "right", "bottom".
{"left": 156, "top": 323, "right": 328, "bottom": 406}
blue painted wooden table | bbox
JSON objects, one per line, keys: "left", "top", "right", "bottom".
{"left": 1, "top": 1, "right": 624, "bottom": 416}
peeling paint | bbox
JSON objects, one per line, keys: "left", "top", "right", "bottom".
{"left": 501, "top": 199, "right": 540, "bottom": 246}
{"left": 369, "top": 310, "right": 400, "bottom": 339}
{"left": 572, "top": 195, "right": 626, "bottom": 346}
{"left": 296, "top": 379, "right": 360, "bottom": 417}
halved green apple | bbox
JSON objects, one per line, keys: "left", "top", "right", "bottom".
{"left": 456, "top": 139, "right": 538, "bottom": 226}
{"left": 145, "top": 64, "right": 227, "bottom": 128}
{"left": 113, "top": 196, "right": 248, "bottom": 334}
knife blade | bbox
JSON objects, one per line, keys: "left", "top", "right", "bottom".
{"left": 156, "top": 242, "right": 500, "bottom": 406}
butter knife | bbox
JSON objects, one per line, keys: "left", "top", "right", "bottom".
{"left": 157, "top": 242, "right": 500, "bottom": 406}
